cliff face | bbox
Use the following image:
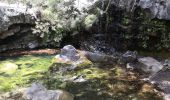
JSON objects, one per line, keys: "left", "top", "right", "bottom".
{"left": 0, "top": 3, "right": 34, "bottom": 39}
{"left": 0, "top": 2, "right": 41, "bottom": 52}
{"left": 80, "top": 0, "right": 170, "bottom": 52}
{"left": 0, "top": 0, "right": 170, "bottom": 52}
{"left": 111, "top": 0, "right": 170, "bottom": 20}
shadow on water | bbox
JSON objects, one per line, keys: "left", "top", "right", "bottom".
{"left": 138, "top": 50, "right": 170, "bottom": 59}
{"left": 44, "top": 63, "right": 163, "bottom": 100}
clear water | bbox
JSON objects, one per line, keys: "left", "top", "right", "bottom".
{"left": 0, "top": 53, "right": 163, "bottom": 100}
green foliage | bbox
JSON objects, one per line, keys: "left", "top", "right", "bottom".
{"left": 84, "top": 14, "right": 97, "bottom": 30}
{"left": 32, "top": 21, "right": 65, "bottom": 46}
{"left": 122, "top": 10, "right": 170, "bottom": 50}
{"left": 31, "top": 0, "right": 84, "bottom": 47}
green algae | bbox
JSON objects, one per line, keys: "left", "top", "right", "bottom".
{"left": 0, "top": 53, "right": 163, "bottom": 100}
{"left": 45, "top": 61, "right": 163, "bottom": 100}
{"left": 0, "top": 54, "right": 54, "bottom": 92}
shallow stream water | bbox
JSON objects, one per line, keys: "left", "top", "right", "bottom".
{"left": 0, "top": 51, "right": 164, "bottom": 100}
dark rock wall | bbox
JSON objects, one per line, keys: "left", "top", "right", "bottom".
{"left": 80, "top": 0, "right": 170, "bottom": 52}
{"left": 0, "top": 3, "right": 42, "bottom": 52}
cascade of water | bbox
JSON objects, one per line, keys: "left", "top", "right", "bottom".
{"left": 98, "top": 0, "right": 106, "bottom": 33}
{"left": 101, "top": 0, "right": 105, "bottom": 15}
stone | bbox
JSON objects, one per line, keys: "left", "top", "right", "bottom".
{"left": 23, "top": 82, "right": 74, "bottom": 100}
{"left": 149, "top": 70, "right": 170, "bottom": 100}
{"left": 164, "top": 59, "right": 170, "bottom": 69}
{"left": 52, "top": 48, "right": 93, "bottom": 72}
{"left": 126, "top": 63, "right": 135, "bottom": 70}
{"left": 60, "top": 45, "right": 80, "bottom": 61}
{"left": 84, "top": 51, "right": 118, "bottom": 64}
{"left": 137, "top": 57, "right": 163, "bottom": 75}
{"left": 122, "top": 51, "right": 137, "bottom": 63}
{"left": 138, "top": 0, "right": 170, "bottom": 20}
{"left": 0, "top": 62, "right": 18, "bottom": 75}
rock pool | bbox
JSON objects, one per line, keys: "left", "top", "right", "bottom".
{"left": 0, "top": 50, "right": 164, "bottom": 100}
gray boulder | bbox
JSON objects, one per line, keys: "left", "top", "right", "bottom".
{"left": 23, "top": 82, "right": 74, "bottom": 100}
{"left": 138, "top": 57, "right": 164, "bottom": 75}
{"left": 149, "top": 70, "right": 170, "bottom": 100}
{"left": 60, "top": 45, "right": 80, "bottom": 61}
{"left": 84, "top": 51, "right": 118, "bottom": 64}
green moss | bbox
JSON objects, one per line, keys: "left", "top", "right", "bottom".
{"left": 45, "top": 58, "right": 163, "bottom": 100}
{"left": 0, "top": 54, "right": 163, "bottom": 99}
{"left": 0, "top": 55, "right": 54, "bottom": 92}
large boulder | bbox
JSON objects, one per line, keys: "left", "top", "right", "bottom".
{"left": 0, "top": 62, "right": 18, "bottom": 75}
{"left": 0, "top": 83, "right": 74, "bottom": 100}
{"left": 84, "top": 51, "right": 118, "bottom": 64}
{"left": 52, "top": 45, "right": 93, "bottom": 72}
{"left": 60, "top": 45, "right": 80, "bottom": 61}
{"left": 23, "top": 83, "right": 74, "bottom": 100}
{"left": 137, "top": 57, "right": 164, "bottom": 75}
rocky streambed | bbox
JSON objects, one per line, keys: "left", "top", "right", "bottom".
{"left": 0, "top": 45, "right": 169, "bottom": 100}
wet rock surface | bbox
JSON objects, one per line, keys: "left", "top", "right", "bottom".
{"left": 0, "top": 46, "right": 167, "bottom": 100}
{"left": 0, "top": 83, "right": 74, "bottom": 100}
{"left": 23, "top": 83, "right": 73, "bottom": 100}
{"left": 45, "top": 45, "right": 164, "bottom": 100}
{"left": 150, "top": 70, "right": 170, "bottom": 100}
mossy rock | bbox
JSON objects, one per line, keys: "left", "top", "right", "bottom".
{"left": 51, "top": 54, "right": 93, "bottom": 72}
{"left": 0, "top": 62, "right": 18, "bottom": 75}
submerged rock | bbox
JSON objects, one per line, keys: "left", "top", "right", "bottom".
{"left": 23, "top": 83, "right": 74, "bottom": 100}
{"left": 0, "top": 62, "right": 18, "bottom": 75}
{"left": 0, "top": 83, "right": 74, "bottom": 100}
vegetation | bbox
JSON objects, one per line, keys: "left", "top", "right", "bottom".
{"left": 0, "top": 0, "right": 169, "bottom": 99}
{"left": 121, "top": 8, "right": 170, "bottom": 50}
{"left": 0, "top": 55, "right": 54, "bottom": 92}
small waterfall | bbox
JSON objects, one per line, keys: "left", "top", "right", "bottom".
{"left": 101, "top": 0, "right": 105, "bottom": 15}
{"left": 98, "top": 0, "right": 105, "bottom": 33}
